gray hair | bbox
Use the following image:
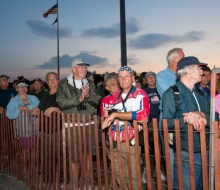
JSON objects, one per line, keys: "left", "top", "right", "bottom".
{"left": 177, "top": 65, "right": 194, "bottom": 78}
{"left": 166, "top": 48, "right": 183, "bottom": 65}
{"left": 46, "top": 72, "right": 59, "bottom": 81}
{"left": 103, "top": 72, "right": 118, "bottom": 87}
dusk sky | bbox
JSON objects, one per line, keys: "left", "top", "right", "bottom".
{"left": 1, "top": 0, "right": 220, "bottom": 82}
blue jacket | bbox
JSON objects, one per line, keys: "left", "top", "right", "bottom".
{"left": 162, "top": 81, "right": 210, "bottom": 152}
{"left": 156, "top": 67, "right": 177, "bottom": 110}
{"left": 6, "top": 95, "right": 39, "bottom": 137}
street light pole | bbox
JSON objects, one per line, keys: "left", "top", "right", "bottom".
{"left": 120, "top": 0, "right": 127, "bottom": 67}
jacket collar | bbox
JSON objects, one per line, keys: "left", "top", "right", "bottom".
{"left": 67, "top": 73, "right": 88, "bottom": 87}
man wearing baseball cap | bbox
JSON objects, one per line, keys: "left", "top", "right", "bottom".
{"left": 162, "top": 56, "right": 210, "bottom": 189}
{"left": 0, "top": 75, "right": 17, "bottom": 109}
{"left": 56, "top": 58, "right": 101, "bottom": 188}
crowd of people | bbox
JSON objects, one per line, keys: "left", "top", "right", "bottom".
{"left": 0, "top": 47, "right": 220, "bottom": 190}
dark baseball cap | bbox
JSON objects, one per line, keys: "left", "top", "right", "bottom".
{"left": 145, "top": 72, "right": 156, "bottom": 78}
{"left": 177, "top": 56, "right": 207, "bottom": 70}
{"left": 33, "top": 78, "right": 43, "bottom": 83}
{"left": 0, "top": 75, "right": 10, "bottom": 79}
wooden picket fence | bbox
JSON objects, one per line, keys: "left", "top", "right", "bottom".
{"left": 0, "top": 108, "right": 219, "bottom": 190}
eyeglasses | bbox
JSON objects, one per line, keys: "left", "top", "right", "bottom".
{"left": 118, "top": 75, "right": 133, "bottom": 80}
{"left": 47, "top": 78, "right": 58, "bottom": 81}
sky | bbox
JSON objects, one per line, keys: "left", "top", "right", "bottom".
{"left": 1, "top": 0, "right": 220, "bottom": 82}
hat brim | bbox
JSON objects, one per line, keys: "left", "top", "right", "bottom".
{"left": 16, "top": 83, "right": 29, "bottom": 87}
{"left": 77, "top": 63, "right": 90, "bottom": 66}
{"left": 195, "top": 63, "right": 208, "bottom": 67}
{"left": 0, "top": 76, "right": 10, "bottom": 79}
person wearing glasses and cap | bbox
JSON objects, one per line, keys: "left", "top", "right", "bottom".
{"left": 102, "top": 66, "right": 150, "bottom": 190}
{"left": 56, "top": 58, "right": 101, "bottom": 189}
{"left": 0, "top": 75, "right": 17, "bottom": 109}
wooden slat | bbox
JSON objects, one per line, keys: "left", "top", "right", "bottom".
{"left": 143, "top": 119, "right": 152, "bottom": 190}
{"left": 52, "top": 112, "right": 56, "bottom": 190}
{"left": 133, "top": 120, "right": 142, "bottom": 190}
{"left": 89, "top": 116, "right": 95, "bottom": 190}
{"left": 101, "top": 116, "right": 109, "bottom": 190}
{"left": 40, "top": 113, "right": 44, "bottom": 190}
{"left": 162, "top": 119, "right": 172, "bottom": 189}
{"left": 124, "top": 121, "right": 133, "bottom": 190}
{"left": 153, "top": 118, "right": 162, "bottom": 190}
{"left": 73, "top": 114, "right": 79, "bottom": 189}
{"left": 57, "top": 112, "right": 61, "bottom": 189}
{"left": 68, "top": 114, "right": 73, "bottom": 190}
{"left": 48, "top": 115, "right": 52, "bottom": 188}
{"left": 174, "top": 119, "right": 183, "bottom": 189}
{"left": 45, "top": 115, "right": 48, "bottom": 188}
{"left": 108, "top": 125, "right": 117, "bottom": 190}
{"left": 94, "top": 115, "right": 102, "bottom": 190}
{"left": 82, "top": 115, "right": 88, "bottom": 189}
{"left": 116, "top": 119, "right": 125, "bottom": 190}
{"left": 62, "top": 114, "right": 67, "bottom": 190}
{"left": 200, "top": 122, "right": 208, "bottom": 189}
{"left": 187, "top": 125, "right": 195, "bottom": 190}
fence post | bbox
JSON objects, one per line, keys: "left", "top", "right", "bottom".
{"left": 209, "top": 73, "right": 216, "bottom": 190}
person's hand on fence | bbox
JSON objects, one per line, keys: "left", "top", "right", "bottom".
{"left": 31, "top": 107, "right": 40, "bottom": 116}
{"left": 183, "top": 111, "right": 207, "bottom": 131}
{"left": 44, "top": 107, "right": 60, "bottom": 117}
{"left": 19, "top": 106, "right": 28, "bottom": 111}
{"left": 102, "top": 112, "right": 116, "bottom": 129}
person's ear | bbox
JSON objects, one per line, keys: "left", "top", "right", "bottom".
{"left": 132, "top": 76, "right": 135, "bottom": 82}
{"left": 72, "top": 66, "right": 76, "bottom": 73}
{"left": 105, "top": 85, "right": 110, "bottom": 91}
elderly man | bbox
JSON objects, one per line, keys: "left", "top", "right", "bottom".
{"left": 28, "top": 78, "right": 45, "bottom": 101}
{"left": 162, "top": 56, "right": 210, "bottom": 189}
{"left": 102, "top": 66, "right": 150, "bottom": 190}
{"left": 156, "top": 48, "right": 185, "bottom": 184}
{"left": 56, "top": 58, "right": 101, "bottom": 188}
{"left": 0, "top": 75, "right": 17, "bottom": 109}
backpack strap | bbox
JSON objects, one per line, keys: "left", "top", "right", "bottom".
{"left": 170, "top": 85, "right": 179, "bottom": 111}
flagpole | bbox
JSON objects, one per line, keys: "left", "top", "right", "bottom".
{"left": 57, "top": 0, "right": 60, "bottom": 76}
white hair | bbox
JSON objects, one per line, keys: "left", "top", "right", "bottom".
{"left": 177, "top": 65, "right": 194, "bottom": 78}
{"left": 166, "top": 48, "right": 183, "bottom": 65}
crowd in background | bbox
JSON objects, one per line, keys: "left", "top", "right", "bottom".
{"left": 0, "top": 47, "right": 220, "bottom": 190}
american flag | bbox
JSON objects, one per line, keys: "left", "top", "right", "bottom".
{"left": 43, "top": 3, "right": 58, "bottom": 18}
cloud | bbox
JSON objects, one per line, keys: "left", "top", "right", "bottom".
{"left": 26, "top": 20, "right": 72, "bottom": 39}
{"left": 35, "top": 52, "right": 108, "bottom": 69}
{"left": 129, "top": 31, "right": 205, "bottom": 49}
{"left": 127, "top": 56, "right": 141, "bottom": 65}
{"left": 83, "top": 18, "right": 139, "bottom": 38}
